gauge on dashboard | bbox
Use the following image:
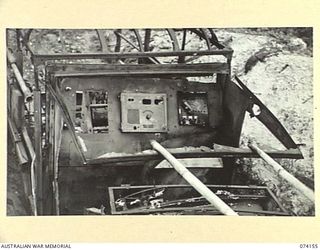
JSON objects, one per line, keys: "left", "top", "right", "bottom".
{"left": 177, "top": 92, "right": 209, "bottom": 126}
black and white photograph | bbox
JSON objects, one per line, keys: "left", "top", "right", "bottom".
{"left": 6, "top": 28, "right": 314, "bottom": 217}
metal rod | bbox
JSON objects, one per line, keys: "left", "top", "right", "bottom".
{"left": 208, "top": 29, "right": 225, "bottom": 49}
{"left": 96, "top": 29, "right": 109, "bottom": 53}
{"left": 113, "top": 206, "right": 290, "bottom": 216}
{"left": 114, "top": 30, "right": 139, "bottom": 51}
{"left": 7, "top": 49, "right": 33, "bottom": 102}
{"left": 32, "top": 49, "right": 233, "bottom": 62}
{"left": 144, "top": 29, "right": 151, "bottom": 52}
{"left": 178, "top": 29, "right": 187, "bottom": 63}
{"left": 181, "top": 29, "right": 187, "bottom": 50}
{"left": 166, "top": 29, "right": 180, "bottom": 51}
{"left": 114, "top": 31, "right": 160, "bottom": 64}
{"left": 18, "top": 29, "right": 34, "bottom": 56}
{"left": 199, "top": 28, "right": 211, "bottom": 50}
{"left": 87, "top": 146, "right": 303, "bottom": 166}
{"left": 150, "top": 140, "right": 238, "bottom": 216}
{"left": 59, "top": 29, "right": 66, "bottom": 53}
{"left": 33, "top": 90, "right": 43, "bottom": 214}
{"left": 115, "top": 29, "right": 122, "bottom": 52}
{"left": 249, "top": 142, "right": 315, "bottom": 202}
{"left": 8, "top": 117, "right": 29, "bottom": 166}
{"left": 22, "top": 127, "right": 38, "bottom": 216}
{"left": 16, "top": 29, "right": 22, "bottom": 51}
{"left": 132, "top": 29, "right": 144, "bottom": 51}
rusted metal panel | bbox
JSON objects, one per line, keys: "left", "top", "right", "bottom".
{"left": 56, "top": 76, "right": 222, "bottom": 166}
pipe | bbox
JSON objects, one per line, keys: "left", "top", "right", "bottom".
{"left": 249, "top": 142, "right": 315, "bottom": 202}
{"left": 7, "top": 49, "right": 33, "bottom": 102}
{"left": 22, "top": 127, "right": 38, "bottom": 216}
{"left": 114, "top": 31, "right": 160, "bottom": 64}
{"left": 8, "top": 117, "right": 29, "bottom": 166}
{"left": 150, "top": 140, "right": 238, "bottom": 216}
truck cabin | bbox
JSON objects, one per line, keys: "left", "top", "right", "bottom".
{"left": 7, "top": 29, "right": 303, "bottom": 215}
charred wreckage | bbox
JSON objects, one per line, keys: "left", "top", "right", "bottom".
{"left": 6, "top": 28, "right": 314, "bottom": 216}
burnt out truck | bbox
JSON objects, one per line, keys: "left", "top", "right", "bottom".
{"left": 7, "top": 29, "right": 307, "bottom": 216}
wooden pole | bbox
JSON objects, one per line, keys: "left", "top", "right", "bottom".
{"left": 150, "top": 140, "right": 238, "bottom": 216}
{"left": 7, "top": 49, "right": 33, "bottom": 102}
{"left": 249, "top": 142, "right": 315, "bottom": 202}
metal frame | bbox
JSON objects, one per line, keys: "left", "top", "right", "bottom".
{"left": 108, "top": 184, "right": 290, "bottom": 216}
{"left": 7, "top": 28, "right": 303, "bottom": 215}
{"left": 86, "top": 147, "right": 302, "bottom": 166}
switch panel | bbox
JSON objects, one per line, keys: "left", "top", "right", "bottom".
{"left": 120, "top": 93, "right": 168, "bottom": 132}
{"left": 178, "top": 92, "right": 209, "bottom": 126}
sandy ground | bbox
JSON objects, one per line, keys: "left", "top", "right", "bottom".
{"left": 6, "top": 28, "right": 314, "bottom": 215}
{"left": 215, "top": 29, "right": 314, "bottom": 215}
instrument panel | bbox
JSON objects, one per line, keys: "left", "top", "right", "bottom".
{"left": 120, "top": 92, "right": 168, "bottom": 133}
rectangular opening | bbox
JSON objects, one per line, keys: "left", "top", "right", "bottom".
{"left": 75, "top": 91, "right": 83, "bottom": 131}
{"left": 76, "top": 91, "right": 83, "bottom": 105}
{"left": 177, "top": 92, "right": 209, "bottom": 126}
{"left": 142, "top": 99, "right": 151, "bottom": 105}
{"left": 90, "top": 104, "right": 108, "bottom": 133}
{"left": 89, "top": 91, "right": 108, "bottom": 133}
{"left": 74, "top": 90, "right": 108, "bottom": 133}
